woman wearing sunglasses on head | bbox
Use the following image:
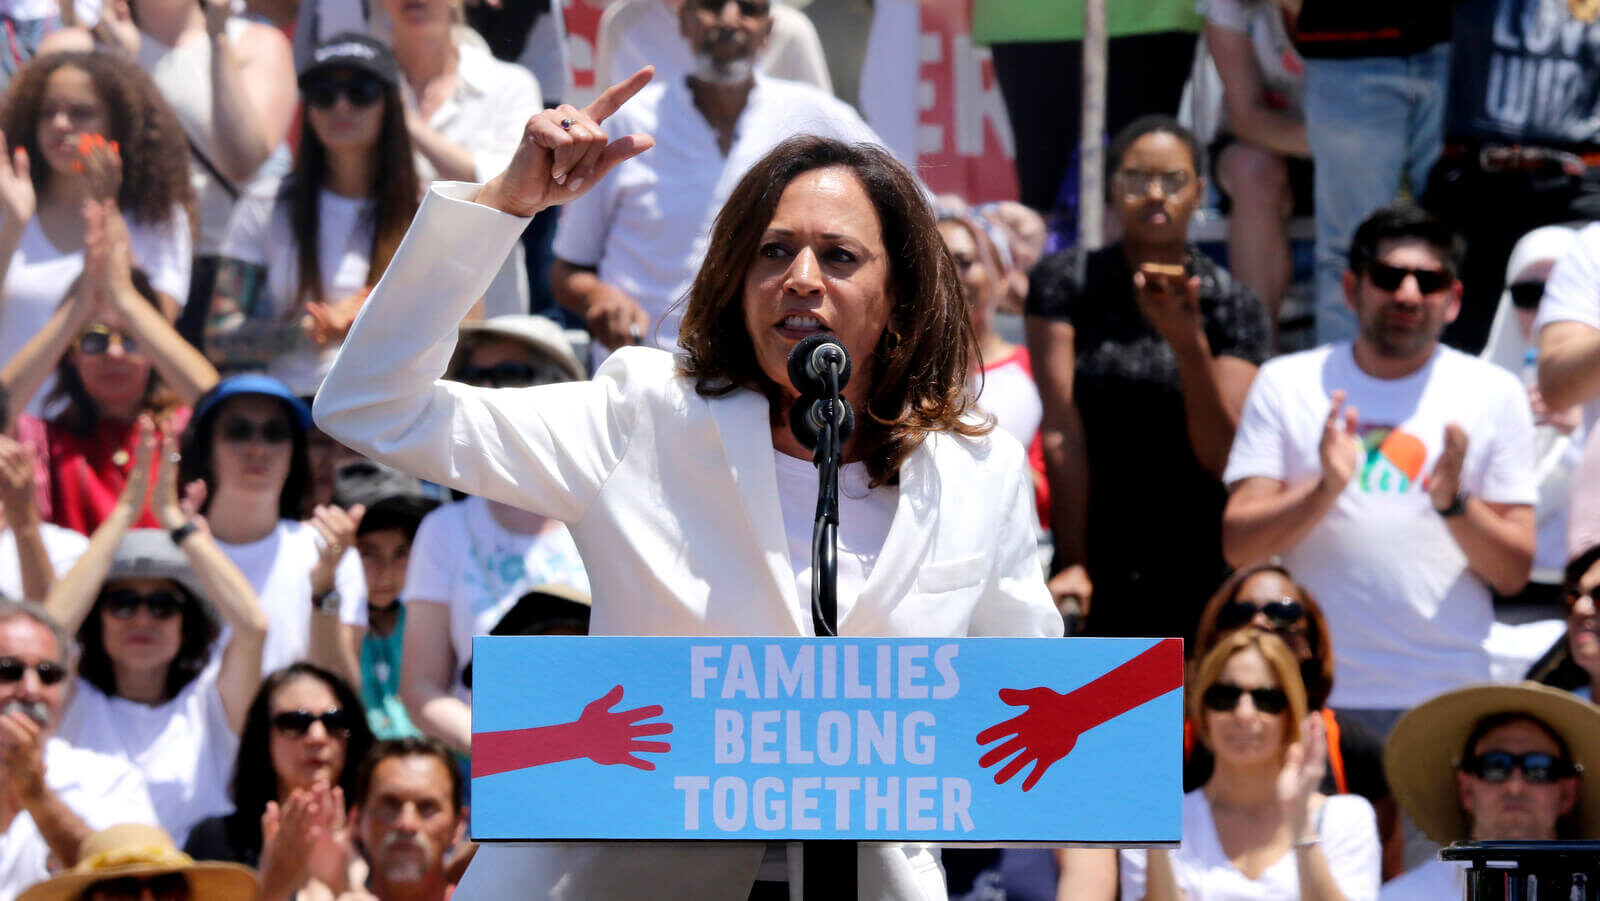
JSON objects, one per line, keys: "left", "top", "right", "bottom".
{"left": 1189, "top": 563, "right": 1405, "bottom": 880}
{"left": 184, "top": 662, "right": 376, "bottom": 898}
{"left": 1, "top": 201, "right": 218, "bottom": 536}
{"left": 1122, "top": 630, "right": 1381, "bottom": 901}
{"left": 178, "top": 374, "right": 369, "bottom": 681}
{"left": 42, "top": 424, "right": 267, "bottom": 847}
{"left": 205, "top": 33, "right": 419, "bottom": 399}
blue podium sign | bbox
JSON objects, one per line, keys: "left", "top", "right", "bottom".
{"left": 470, "top": 636, "right": 1183, "bottom": 845}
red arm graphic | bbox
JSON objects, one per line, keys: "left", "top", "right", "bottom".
{"left": 977, "top": 638, "right": 1183, "bottom": 791}
{"left": 472, "top": 685, "right": 674, "bottom": 778}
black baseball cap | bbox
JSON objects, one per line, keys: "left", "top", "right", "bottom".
{"left": 299, "top": 32, "right": 398, "bottom": 88}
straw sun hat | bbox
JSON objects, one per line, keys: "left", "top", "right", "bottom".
{"left": 1383, "top": 682, "right": 1600, "bottom": 845}
{"left": 19, "top": 823, "right": 257, "bottom": 901}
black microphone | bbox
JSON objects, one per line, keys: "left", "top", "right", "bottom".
{"left": 786, "top": 333, "right": 851, "bottom": 397}
{"left": 789, "top": 395, "right": 856, "bottom": 451}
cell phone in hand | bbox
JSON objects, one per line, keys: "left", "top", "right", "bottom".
{"left": 1139, "top": 261, "right": 1187, "bottom": 294}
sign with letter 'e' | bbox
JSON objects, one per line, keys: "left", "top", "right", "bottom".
{"left": 470, "top": 637, "right": 1183, "bottom": 845}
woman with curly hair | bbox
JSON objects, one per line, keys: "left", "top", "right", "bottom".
{"left": 0, "top": 50, "right": 194, "bottom": 413}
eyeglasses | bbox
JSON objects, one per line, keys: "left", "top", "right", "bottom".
{"left": 1366, "top": 261, "right": 1451, "bottom": 294}
{"left": 84, "top": 873, "right": 190, "bottom": 901}
{"left": 1114, "top": 168, "right": 1191, "bottom": 200}
{"left": 0, "top": 657, "right": 66, "bottom": 686}
{"left": 76, "top": 325, "right": 140, "bottom": 357}
{"left": 218, "top": 417, "right": 294, "bottom": 445}
{"left": 1201, "top": 682, "right": 1290, "bottom": 715}
{"left": 694, "top": 0, "right": 771, "bottom": 15}
{"left": 101, "top": 589, "right": 184, "bottom": 621}
{"left": 1459, "top": 750, "right": 1578, "bottom": 784}
{"left": 304, "top": 74, "right": 386, "bottom": 110}
{"left": 456, "top": 361, "right": 566, "bottom": 389}
{"left": 1216, "top": 597, "right": 1305, "bottom": 632}
{"left": 271, "top": 708, "right": 353, "bottom": 737}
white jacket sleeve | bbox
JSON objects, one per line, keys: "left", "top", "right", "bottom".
{"left": 313, "top": 183, "right": 637, "bottom": 524}
{"left": 970, "top": 435, "right": 1063, "bottom": 638}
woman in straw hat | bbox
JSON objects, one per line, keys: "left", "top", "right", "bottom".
{"left": 1120, "top": 630, "right": 1381, "bottom": 901}
{"left": 18, "top": 822, "right": 256, "bottom": 901}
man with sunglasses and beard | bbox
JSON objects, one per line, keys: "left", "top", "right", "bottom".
{"left": 549, "top": 0, "right": 882, "bottom": 369}
{"left": 0, "top": 596, "right": 158, "bottom": 900}
{"left": 338, "top": 738, "right": 466, "bottom": 901}
{"left": 1380, "top": 682, "right": 1600, "bottom": 897}
{"left": 1223, "top": 204, "right": 1538, "bottom": 740}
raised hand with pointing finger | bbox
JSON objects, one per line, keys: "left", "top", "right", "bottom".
{"left": 472, "top": 67, "right": 657, "bottom": 218}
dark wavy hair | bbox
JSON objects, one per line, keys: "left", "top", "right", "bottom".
{"left": 46, "top": 269, "right": 182, "bottom": 437}
{"left": 290, "top": 75, "right": 419, "bottom": 305}
{"left": 677, "top": 135, "right": 987, "bottom": 487}
{"left": 76, "top": 579, "right": 218, "bottom": 700}
{"left": 0, "top": 51, "right": 194, "bottom": 225}
{"left": 179, "top": 386, "right": 312, "bottom": 522}
{"left": 222, "top": 663, "right": 375, "bottom": 857}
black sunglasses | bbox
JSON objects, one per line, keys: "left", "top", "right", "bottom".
{"left": 1460, "top": 750, "right": 1578, "bottom": 784}
{"left": 76, "top": 325, "right": 140, "bottom": 357}
{"left": 1201, "top": 682, "right": 1290, "bottom": 715}
{"left": 1217, "top": 597, "right": 1305, "bottom": 632}
{"left": 102, "top": 589, "right": 184, "bottom": 621}
{"left": 457, "top": 361, "right": 568, "bottom": 389}
{"left": 0, "top": 656, "right": 66, "bottom": 686}
{"left": 271, "top": 708, "right": 353, "bottom": 737}
{"left": 1367, "top": 261, "right": 1451, "bottom": 294}
{"left": 694, "top": 0, "right": 770, "bottom": 14}
{"left": 219, "top": 417, "right": 294, "bottom": 445}
{"left": 85, "top": 873, "right": 190, "bottom": 901}
{"left": 304, "top": 74, "right": 386, "bottom": 110}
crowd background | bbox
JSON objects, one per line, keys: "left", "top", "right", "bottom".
{"left": 0, "top": 0, "right": 1599, "bottom": 899}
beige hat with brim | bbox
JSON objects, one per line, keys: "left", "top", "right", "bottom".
{"left": 19, "top": 823, "right": 258, "bottom": 901}
{"left": 1384, "top": 682, "right": 1600, "bottom": 845}
{"left": 457, "top": 315, "right": 586, "bottom": 383}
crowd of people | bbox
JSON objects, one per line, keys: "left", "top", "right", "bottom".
{"left": 0, "top": 0, "right": 1597, "bottom": 898}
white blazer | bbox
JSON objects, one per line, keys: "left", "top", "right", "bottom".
{"left": 314, "top": 183, "right": 1062, "bottom": 901}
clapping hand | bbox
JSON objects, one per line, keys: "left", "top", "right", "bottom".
{"left": 1428, "top": 423, "right": 1469, "bottom": 512}
{"left": 0, "top": 709, "right": 47, "bottom": 809}
{"left": 0, "top": 131, "right": 34, "bottom": 227}
{"left": 0, "top": 436, "right": 37, "bottom": 529}
{"left": 1318, "top": 390, "right": 1363, "bottom": 496}
{"left": 73, "top": 134, "right": 121, "bottom": 203}
{"left": 83, "top": 198, "right": 135, "bottom": 309}
{"left": 474, "top": 67, "right": 656, "bottom": 217}
{"left": 1278, "top": 713, "right": 1328, "bottom": 840}
{"left": 302, "top": 287, "right": 371, "bottom": 347}
{"left": 308, "top": 503, "right": 364, "bottom": 601}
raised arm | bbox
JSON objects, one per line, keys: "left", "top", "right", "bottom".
{"left": 0, "top": 436, "right": 53, "bottom": 600}
{"left": 201, "top": 2, "right": 297, "bottom": 184}
{"left": 312, "top": 71, "right": 655, "bottom": 513}
{"left": 0, "top": 272, "right": 95, "bottom": 417}
{"left": 42, "top": 423, "right": 155, "bottom": 633}
{"left": 398, "top": 600, "right": 471, "bottom": 753}
{"left": 150, "top": 437, "right": 266, "bottom": 732}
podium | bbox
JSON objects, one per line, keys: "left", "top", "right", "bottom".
{"left": 469, "top": 635, "right": 1184, "bottom": 896}
{"left": 1441, "top": 841, "right": 1600, "bottom": 900}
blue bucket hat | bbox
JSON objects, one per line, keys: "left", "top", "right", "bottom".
{"left": 192, "top": 374, "right": 312, "bottom": 431}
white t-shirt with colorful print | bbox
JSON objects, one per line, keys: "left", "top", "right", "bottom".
{"left": 1223, "top": 343, "right": 1537, "bottom": 708}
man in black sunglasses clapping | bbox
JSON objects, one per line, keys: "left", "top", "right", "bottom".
{"left": 0, "top": 597, "right": 160, "bottom": 898}
{"left": 1380, "top": 682, "right": 1600, "bottom": 898}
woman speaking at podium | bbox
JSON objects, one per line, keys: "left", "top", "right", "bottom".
{"left": 312, "top": 68, "right": 1062, "bottom": 900}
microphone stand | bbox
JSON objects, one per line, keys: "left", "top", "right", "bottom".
{"left": 801, "top": 363, "right": 856, "bottom": 899}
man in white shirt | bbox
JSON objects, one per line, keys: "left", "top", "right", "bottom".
{"left": 1222, "top": 204, "right": 1537, "bottom": 734}
{"left": 550, "top": 0, "right": 882, "bottom": 365}
{"left": 1381, "top": 682, "right": 1600, "bottom": 899}
{"left": 1537, "top": 221, "right": 1600, "bottom": 432}
{"left": 0, "top": 599, "right": 157, "bottom": 900}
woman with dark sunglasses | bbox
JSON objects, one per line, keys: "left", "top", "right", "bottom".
{"left": 1, "top": 200, "right": 218, "bottom": 536}
{"left": 42, "top": 425, "right": 267, "bottom": 847}
{"left": 183, "top": 661, "right": 375, "bottom": 896}
{"left": 179, "top": 374, "right": 369, "bottom": 680}
{"left": 1190, "top": 563, "right": 1406, "bottom": 880}
{"left": 205, "top": 33, "right": 419, "bottom": 399}
{"left": 1122, "top": 630, "right": 1381, "bottom": 901}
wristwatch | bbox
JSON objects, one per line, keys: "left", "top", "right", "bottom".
{"left": 169, "top": 521, "right": 200, "bottom": 545}
{"left": 313, "top": 589, "right": 342, "bottom": 616}
{"left": 1435, "top": 491, "right": 1469, "bottom": 519}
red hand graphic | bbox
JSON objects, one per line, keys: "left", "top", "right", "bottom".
{"left": 472, "top": 685, "right": 673, "bottom": 778}
{"left": 977, "top": 638, "right": 1183, "bottom": 791}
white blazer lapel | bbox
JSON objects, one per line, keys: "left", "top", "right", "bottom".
{"left": 841, "top": 435, "right": 937, "bottom": 635}
{"left": 705, "top": 390, "right": 808, "bottom": 635}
